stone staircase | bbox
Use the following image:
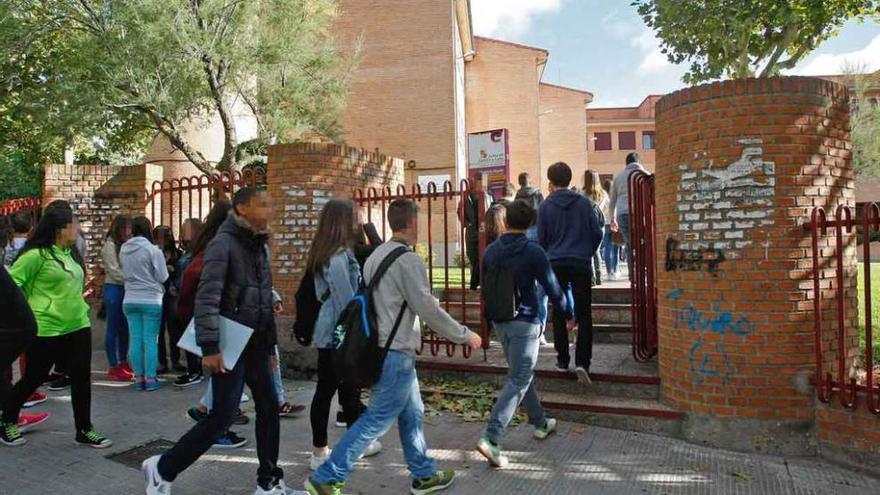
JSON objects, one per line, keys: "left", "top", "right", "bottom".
{"left": 419, "top": 284, "right": 684, "bottom": 437}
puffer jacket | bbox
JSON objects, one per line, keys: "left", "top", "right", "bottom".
{"left": 194, "top": 212, "right": 276, "bottom": 356}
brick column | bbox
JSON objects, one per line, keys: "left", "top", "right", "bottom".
{"left": 654, "top": 77, "right": 854, "bottom": 454}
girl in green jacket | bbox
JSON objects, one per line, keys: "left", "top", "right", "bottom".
{"left": 0, "top": 201, "right": 112, "bottom": 448}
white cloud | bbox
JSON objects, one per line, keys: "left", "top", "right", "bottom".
{"left": 633, "top": 28, "right": 672, "bottom": 73}
{"left": 793, "top": 34, "right": 880, "bottom": 75}
{"left": 470, "top": 0, "right": 564, "bottom": 38}
{"left": 602, "top": 9, "right": 640, "bottom": 40}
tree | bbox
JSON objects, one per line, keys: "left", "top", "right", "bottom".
{"left": 850, "top": 71, "right": 880, "bottom": 177}
{"left": 2, "top": 0, "right": 354, "bottom": 173}
{"left": 632, "top": 0, "right": 880, "bottom": 84}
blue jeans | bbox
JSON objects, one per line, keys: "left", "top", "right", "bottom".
{"left": 526, "top": 226, "right": 549, "bottom": 330}
{"left": 486, "top": 321, "right": 546, "bottom": 446}
{"left": 200, "top": 346, "right": 285, "bottom": 409}
{"left": 314, "top": 351, "right": 436, "bottom": 484}
{"left": 602, "top": 225, "right": 620, "bottom": 275}
{"left": 617, "top": 213, "right": 631, "bottom": 270}
{"left": 103, "top": 283, "right": 129, "bottom": 367}
{"left": 123, "top": 303, "right": 162, "bottom": 378}
{"left": 158, "top": 347, "right": 282, "bottom": 489}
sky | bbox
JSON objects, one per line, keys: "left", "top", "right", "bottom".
{"left": 469, "top": 0, "right": 880, "bottom": 108}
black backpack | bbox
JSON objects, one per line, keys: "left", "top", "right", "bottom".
{"left": 292, "top": 269, "right": 329, "bottom": 347}
{"left": 482, "top": 259, "right": 518, "bottom": 322}
{"left": 331, "top": 246, "right": 409, "bottom": 388}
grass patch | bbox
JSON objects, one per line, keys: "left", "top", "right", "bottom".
{"left": 858, "top": 262, "right": 880, "bottom": 365}
{"left": 421, "top": 378, "right": 527, "bottom": 425}
{"left": 429, "top": 267, "right": 471, "bottom": 289}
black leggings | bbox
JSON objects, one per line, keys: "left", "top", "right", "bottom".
{"left": 1, "top": 328, "right": 93, "bottom": 431}
{"left": 310, "top": 349, "right": 363, "bottom": 448}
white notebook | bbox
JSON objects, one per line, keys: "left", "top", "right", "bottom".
{"left": 177, "top": 316, "right": 254, "bottom": 371}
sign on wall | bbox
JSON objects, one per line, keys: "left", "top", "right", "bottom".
{"left": 467, "top": 129, "right": 509, "bottom": 199}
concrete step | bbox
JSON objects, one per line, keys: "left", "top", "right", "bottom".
{"left": 421, "top": 387, "right": 683, "bottom": 438}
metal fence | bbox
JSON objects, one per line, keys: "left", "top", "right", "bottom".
{"left": 628, "top": 171, "right": 658, "bottom": 362}
{"left": 0, "top": 197, "right": 41, "bottom": 238}
{"left": 809, "top": 203, "right": 879, "bottom": 414}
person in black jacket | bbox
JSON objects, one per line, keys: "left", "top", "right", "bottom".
{"left": 143, "top": 187, "right": 291, "bottom": 495}
{"left": 0, "top": 266, "right": 39, "bottom": 445}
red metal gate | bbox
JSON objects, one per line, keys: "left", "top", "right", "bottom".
{"left": 628, "top": 170, "right": 658, "bottom": 362}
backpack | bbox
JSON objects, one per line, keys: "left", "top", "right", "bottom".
{"left": 291, "top": 269, "right": 329, "bottom": 347}
{"left": 331, "top": 246, "right": 409, "bottom": 388}
{"left": 482, "top": 258, "right": 518, "bottom": 322}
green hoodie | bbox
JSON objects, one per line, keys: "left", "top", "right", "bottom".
{"left": 9, "top": 246, "right": 91, "bottom": 337}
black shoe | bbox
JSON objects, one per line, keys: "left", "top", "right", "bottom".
{"left": 233, "top": 409, "right": 249, "bottom": 425}
{"left": 75, "top": 428, "right": 113, "bottom": 449}
{"left": 174, "top": 373, "right": 203, "bottom": 388}
{"left": 47, "top": 376, "right": 70, "bottom": 391}
{"left": 43, "top": 372, "right": 64, "bottom": 385}
{"left": 187, "top": 406, "right": 209, "bottom": 422}
{"left": 212, "top": 430, "right": 247, "bottom": 449}
{"left": 335, "top": 411, "right": 346, "bottom": 428}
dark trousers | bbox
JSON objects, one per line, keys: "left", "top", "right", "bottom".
{"left": 158, "top": 294, "right": 181, "bottom": 368}
{"left": 158, "top": 347, "right": 282, "bottom": 489}
{"left": 551, "top": 266, "right": 593, "bottom": 369}
{"left": 0, "top": 328, "right": 36, "bottom": 413}
{"left": 310, "top": 349, "right": 363, "bottom": 448}
{"left": 2, "top": 328, "right": 93, "bottom": 431}
{"left": 467, "top": 239, "right": 480, "bottom": 290}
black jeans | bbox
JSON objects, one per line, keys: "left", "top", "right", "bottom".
{"left": 551, "top": 266, "right": 593, "bottom": 369}
{"left": 466, "top": 238, "right": 480, "bottom": 290}
{"left": 2, "top": 328, "right": 93, "bottom": 431}
{"left": 158, "top": 346, "right": 282, "bottom": 489}
{"left": 310, "top": 349, "right": 363, "bottom": 448}
{"left": 0, "top": 328, "right": 36, "bottom": 413}
{"left": 158, "top": 294, "right": 181, "bottom": 368}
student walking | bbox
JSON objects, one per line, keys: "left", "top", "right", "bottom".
{"left": 601, "top": 179, "right": 621, "bottom": 280}
{"left": 102, "top": 215, "right": 134, "bottom": 382}
{"left": 485, "top": 203, "right": 507, "bottom": 245}
{"left": 609, "top": 152, "right": 647, "bottom": 277}
{"left": 537, "top": 162, "right": 603, "bottom": 383}
{"left": 306, "top": 199, "right": 482, "bottom": 495}
{"left": 515, "top": 172, "right": 544, "bottom": 212}
{"left": 144, "top": 188, "right": 292, "bottom": 495}
{"left": 0, "top": 201, "right": 112, "bottom": 448}
{"left": 173, "top": 218, "right": 204, "bottom": 385}
{"left": 584, "top": 170, "right": 609, "bottom": 286}
{"left": 120, "top": 217, "right": 169, "bottom": 392}
{"left": 306, "top": 199, "right": 381, "bottom": 471}
{"left": 154, "top": 226, "right": 182, "bottom": 374}
{"left": 476, "top": 201, "right": 573, "bottom": 467}
{"left": 460, "top": 174, "right": 491, "bottom": 290}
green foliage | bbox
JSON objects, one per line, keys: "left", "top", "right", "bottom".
{"left": 0, "top": 151, "right": 42, "bottom": 200}
{"left": 2, "top": 0, "right": 354, "bottom": 172}
{"left": 851, "top": 73, "right": 880, "bottom": 178}
{"left": 414, "top": 243, "right": 435, "bottom": 266}
{"left": 632, "top": 0, "right": 880, "bottom": 83}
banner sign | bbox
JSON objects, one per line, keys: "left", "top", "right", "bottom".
{"left": 467, "top": 129, "right": 509, "bottom": 199}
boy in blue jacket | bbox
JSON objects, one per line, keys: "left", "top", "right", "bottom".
{"left": 537, "top": 162, "right": 604, "bottom": 383}
{"left": 477, "top": 200, "right": 573, "bottom": 468}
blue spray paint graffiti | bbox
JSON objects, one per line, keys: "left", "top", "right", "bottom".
{"left": 667, "top": 289, "right": 753, "bottom": 385}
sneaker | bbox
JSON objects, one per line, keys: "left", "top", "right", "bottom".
{"left": 309, "top": 450, "right": 331, "bottom": 471}
{"left": 554, "top": 362, "right": 569, "bottom": 372}
{"left": 120, "top": 362, "right": 134, "bottom": 376}
{"left": 142, "top": 455, "right": 172, "bottom": 495}
{"left": 476, "top": 436, "right": 508, "bottom": 468}
{"left": 145, "top": 378, "right": 161, "bottom": 392}
{"left": 254, "top": 479, "right": 297, "bottom": 495}
{"left": 186, "top": 406, "right": 209, "bottom": 422}
{"left": 133, "top": 380, "right": 146, "bottom": 391}
{"left": 278, "top": 402, "right": 306, "bottom": 417}
{"left": 107, "top": 365, "right": 132, "bottom": 382}
{"left": 23, "top": 391, "right": 48, "bottom": 408}
{"left": 174, "top": 373, "right": 203, "bottom": 388}
{"left": 304, "top": 478, "right": 344, "bottom": 495}
{"left": 233, "top": 409, "right": 250, "bottom": 425}
{"left": 213, "top": 430, "right": 247, "bottom": 449}
{"left": 334, "top": 411, "right": 346, "bottom": 428}
{"left": 240, "top": 392, "right": 250, "bottom": 403}
{"left": 18, "top": 412, "right": 50, "bottom": 433}
{"left": 533, "top": 418, "right": 557, "bottom": 440}
{"left": 359, "top": 439, "right": 382, "bottom": 459}
{"left": 411, "top": 469, "right": 455, "bottom": 495}
{"left": 44, "top": 371, "right": 64, "bottom": 384}
{"left": 538, "top": 335, "right": 550, "bottom": 347}
{"left": 47, "top": 376, "right": 70, "bottom": 391}
{"left": 76, "top": 428, "right": 113, "bottom": 449}
{"left": 575, "top": 367, "right": 592, "bottom": 385}
{"left": 0, "top": 421, "right": 26, "bottom": 446}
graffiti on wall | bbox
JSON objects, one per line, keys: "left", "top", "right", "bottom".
{"left": 675, "top": 138, "right": 776, "bottom": 252}
{"left": 667, "top": 289, "right": 753, "bottom": 385}
{"left": 665, "top": 238, "right": 726, "bottom": 273}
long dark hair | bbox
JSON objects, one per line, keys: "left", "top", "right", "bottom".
{"left": 181, "top": 218, "right": 203, "bottom": 253}
{"left": 306, "top": 199, "right": 356, "bottom": 274}
{"left": 18, "top": 200, "right": 84, "bottom": 275}
{"left": 191, "top": 200, "right": 233, "bottom": 256}
{"left": 153, "top": 225, "right": 180, "bottom": 262}
{"left": 131, "top": 217, "right": 154, "bottom": 243}
{"left": 486, "top": 204, "right": 507, "bottom": 244}
{"left": 106, "top": 215, "right": 131, "bottom": 253}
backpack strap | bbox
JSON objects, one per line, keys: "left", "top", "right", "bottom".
{"left": 366, "top": 245, "right": 410, "bottom": 292}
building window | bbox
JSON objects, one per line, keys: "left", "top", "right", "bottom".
{"left": 642, "top": 131, "right": 655, "bottom": 150}
{"left": 619, "top": 131, "right": 636, "bottom": 150}
{"left": 594, "top": 132, "right": 612, "bottom": 151}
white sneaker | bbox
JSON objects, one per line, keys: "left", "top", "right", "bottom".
{"left": 142, "top": 455, "right": 173, "bottom": 495}
{"left": 253, "top": 480, "right": 300, "bottom": 495}
{"left": 575, "top": 367, "right": 592, "bottom": 385}
{"left": 309, "top": 450, "right": 330, "bottom": 471}
{"left": 533, "top": 418, "right": 558, "bottom": 440}
{"left": 359, "top": 439, "right": 382, "bottom": 459}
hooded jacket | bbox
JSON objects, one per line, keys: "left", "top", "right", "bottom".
{"left": 482, "top": 233, "right": 571, "bottom": 325}
{"left": 515, "top": 186, "right": 544, "bottom": 212}
{"left": 120, "top": 236, "right": 169, "bottom": 305}
{"left": 194, "top": 212, "right": 276, "bottom": 356}
{"left": 537, "top": 188, "right": 604, "bottom": 269}
{"left": 609, "top": 161, "right": 647, "bottom": 219}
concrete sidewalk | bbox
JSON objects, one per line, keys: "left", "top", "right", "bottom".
{"left": 1, "top": 366, "right": 879, "bottom": 495}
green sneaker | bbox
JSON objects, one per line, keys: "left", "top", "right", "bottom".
{"left": 304, "top": 478, "right": 345, "bottom": 495}
{"left": 476, "top": 436, "right": 508, "bottom": 468}
{"left": 75, "top": 428, "right": 113, "bottom": 449}
{"left": 1, "top": 421, "right": 26, "bottom": 446}
{"left": 411, "top": 469, "right": 455, "bottom": 495}
{"left": 533, "top": 418, "right": 558, "bottom": 440}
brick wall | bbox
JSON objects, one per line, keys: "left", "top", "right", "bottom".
{"left": 266, "top": 142, "right": 404, "bottom": 327}
{"left": 43, "top": 164, "right": 161, "bottom": 301}
{"left": 655, "top": 77, "right": 858, "bottom": 455}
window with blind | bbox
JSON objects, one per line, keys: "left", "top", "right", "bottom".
{"left": 619, "top": 131, "right": 636, "bottom": 150}
{"left": 594, "top": 132, "right": 612, "bottom": 151}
